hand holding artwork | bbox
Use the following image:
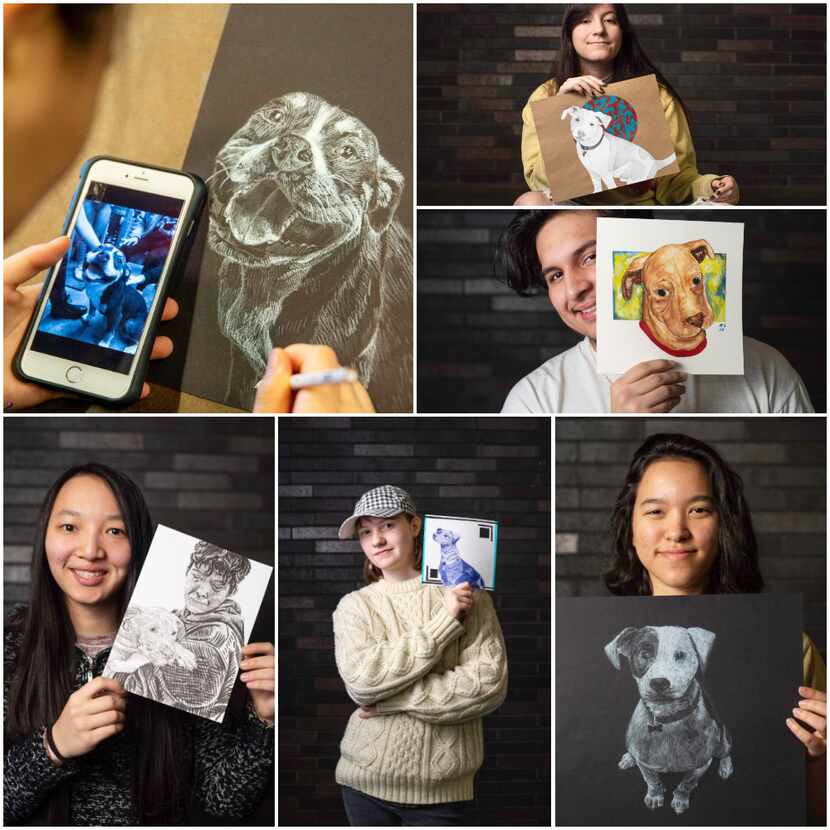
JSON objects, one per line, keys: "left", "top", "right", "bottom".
{"left": 443, "top": 582, "right": 475, "bottom": 620}
{"left": 240, "top": 642, "right": 275, "bottom": 724}
{"left": 787, "top": 686, "right": 826, "bottom": 758}
{"left": 51, "top": 677, "right": 127, "bottom": 759}
{"left": 710, "top": 176, "right": 739, "bottom": 205}
{"left": 611, "top": 360, "right": 686, "bottom": 413}
{"left": 253, "top": 344, "right": 375, "bottom": 414}
{"left": 4, "top": 236, "right": 180, "bottom": 410}
{"left": 558, "top": 75, "right": 606, "bottom": 97}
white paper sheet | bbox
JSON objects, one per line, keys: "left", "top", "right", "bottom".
{"left": 596, "top": 217, "right": 744, "bottom": 375}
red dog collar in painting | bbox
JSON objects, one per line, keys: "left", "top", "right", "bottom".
{"left": 639, "top": 319, "right": 707, "bottom": 358}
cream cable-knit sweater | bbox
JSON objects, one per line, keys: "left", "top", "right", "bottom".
{"left": 333, "top": 575, "right": 508, "bottom": 805}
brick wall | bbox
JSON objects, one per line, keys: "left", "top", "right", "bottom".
{"left": 418, "top": 3, "right": 826, "bottom": 205}
{"left": 278, "top": 416, "right": 551, "bottom": 826}
{"left": 554, "top": 416, "right": 826, "bottom": 657}
{"left": 417, "top": 208, "right": 826, "bottom": 413}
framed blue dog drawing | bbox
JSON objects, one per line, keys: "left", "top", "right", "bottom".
{"left": 556, "top": 595, "right": 806, "bottom": 825}
{"left": 149, "top": 4, "right": 413, "bottom": 412}
{"left": 420, "top": 515, "right": 498, "bottom": 591}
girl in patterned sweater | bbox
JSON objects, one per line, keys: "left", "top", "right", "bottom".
{"left": 332, "top": 485, "right": 508, "bottom": 826}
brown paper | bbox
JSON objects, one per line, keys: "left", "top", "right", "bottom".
{"left": 530, "top": 74, "right": 679, "bottom": 202}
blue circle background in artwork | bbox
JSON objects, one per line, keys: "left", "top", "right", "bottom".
{"left": 583, "top": 95, "right": 638, "bottom": 140}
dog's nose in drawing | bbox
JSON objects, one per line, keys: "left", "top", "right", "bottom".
{"left": 649, "top": 677, "right": 671, "bottom": 694}
{"left": 275, "top": 136, "right": 313, "bottom": 171}
{"left": 686, "top": 313, "right": 705, "bottom": 329}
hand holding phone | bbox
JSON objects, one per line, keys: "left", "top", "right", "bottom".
{"left": 13, "top": 157, "right": 204, "bottom": 406}
{"left": 5, "top": 236, "right": 180, "bottom": 411}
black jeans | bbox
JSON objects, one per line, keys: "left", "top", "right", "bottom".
{"left": 341, "top": 786, "right": 468, "bottom": 826}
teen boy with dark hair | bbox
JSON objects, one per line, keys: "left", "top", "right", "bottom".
{"left": 497, "top": 210, "right": 813, "bottom": 414}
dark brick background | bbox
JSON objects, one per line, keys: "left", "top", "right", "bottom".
{"left": 278, "top": 416, "right": 551, "bottom": 826}
{"left": 418, "top": 3, "right": 827, "bottom": 205}
{"left": 2, "top": 415, "right": 276, "bottom": 824}
{"left": 554, "top": 416, "right": 826, "bottom": 659}
{"left": 417, "top": 208, "right": 826, "bottom": 413}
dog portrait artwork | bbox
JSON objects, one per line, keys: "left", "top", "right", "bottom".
{"left": 431, "top": 528, "right": 486, "bottom": 589}
{"left": 206, "top": 91, "right": 413, "bottom": 409}
{"left": 530, "top": 74, "right": 679, "bottom": 202}
{"left": 421, "top": 515, "right": 498, "bottom": 590}
{"left": 596, "top": 217, "right": 743, "bottom": 375}
{"left": 618, "top": 240, "right": 719, "bottom": 357}
{"left": 557, "top": 595, "right": 805, "bottom": 825}
{"left": 561, "top": 103, "right": 676, "bottom": 194}
{"left": 605, "top": 625, "right": 733, "bottom": 815}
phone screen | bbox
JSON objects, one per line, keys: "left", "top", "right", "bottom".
{"left": 30, "top": 181, "right": 185, "bottom": 374}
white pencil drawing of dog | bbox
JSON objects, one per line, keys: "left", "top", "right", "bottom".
{"left": 207, "top": 91, "right": 412, "bottom": 410}
{"left": 605, "top": 625, "right": 733, "bottom": 814}
{"left": 107, "top": 606, "right": 197, "bottom": 674}
{"left": 432, "top": 528, "right": 485, "bottom": 589}
{"left": 561, "top": 106, "right": 677, "bottom": 193}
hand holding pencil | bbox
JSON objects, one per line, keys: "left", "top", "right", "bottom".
{"left": 253, "top": 344, "right": 375, "bottom": 414}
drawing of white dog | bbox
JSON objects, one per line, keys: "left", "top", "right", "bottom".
{"left": 561, "top": 106, "right": 677, "bottom": 193}
{"left": 108, "top": 606, "right": 197, "bottom": 674}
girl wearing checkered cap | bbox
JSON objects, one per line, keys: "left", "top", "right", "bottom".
{"left": 332, "top": 485, "right": 508, "bottom": 825}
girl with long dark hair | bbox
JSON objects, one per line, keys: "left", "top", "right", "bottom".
{"left": 332, "top": 485, "right": 508, "bottom": 826}
{"left": 4, "top": 464, "right": 275, "bottom": 825}
{"left": 604, "top": 434, "right": 825, "bottom": 821}
{"left": 516, "top": 4, "right": 739, "bottom": 206}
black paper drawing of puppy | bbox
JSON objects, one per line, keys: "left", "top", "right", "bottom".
{"left": 207, "top": 91, "right": 413, "bottom": 410}
{"left": 605, "top": 625, "right": 733, "bottom": 814}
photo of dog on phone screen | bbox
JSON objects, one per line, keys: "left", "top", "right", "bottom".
{"left": 37, "top": 194, "right": 179, "bottom": 355}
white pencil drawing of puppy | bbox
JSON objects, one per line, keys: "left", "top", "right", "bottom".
{"left": 561, "top": 106, "right": 676, "bottom": 193}
{"left": 207, "top": 91, "right": 412, "bottom": 410}
{"left": 107, "top": 606, "right": 197, "bottom": 674}
{"left": 605, "top": 625, "right": 733, "bottom": 814}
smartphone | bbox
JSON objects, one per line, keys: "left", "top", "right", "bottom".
{"left": 13, "top": 156, "right": 206, "bottom": 405}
